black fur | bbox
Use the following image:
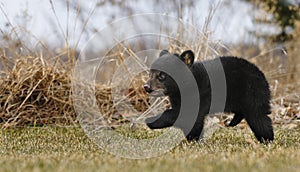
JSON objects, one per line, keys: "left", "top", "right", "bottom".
{"left": 144, "top": 50, "right": 274, "bottom": 143}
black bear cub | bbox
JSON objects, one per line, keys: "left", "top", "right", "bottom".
{"left": 143, "top": 50, "right": 274, "bottom": 143}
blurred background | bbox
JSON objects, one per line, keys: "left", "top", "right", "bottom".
{"left": 0, "top": 0, "right": 298, "bottom": 50}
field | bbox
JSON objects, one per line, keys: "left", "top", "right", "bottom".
{"left": 1, "top": 127, "right": 300, "bottom": 172}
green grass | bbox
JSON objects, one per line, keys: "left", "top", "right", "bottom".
{"left": 0, "top": 126, "right": 300, "bottom": 172}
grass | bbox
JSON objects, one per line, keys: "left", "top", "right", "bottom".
{"left": 1, "top": 126, "right": 300, "bottom": 172}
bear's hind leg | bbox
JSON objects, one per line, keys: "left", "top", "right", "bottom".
{"left": 244, "top": 113, "right": 274, "bottom": 143}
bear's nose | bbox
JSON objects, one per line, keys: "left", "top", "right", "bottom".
{"left": 143, "top": 84, "right": 152, "bottom": 93}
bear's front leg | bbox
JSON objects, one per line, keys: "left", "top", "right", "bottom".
{"left": 145, "top": 109, "right": 178, "bottom": 129}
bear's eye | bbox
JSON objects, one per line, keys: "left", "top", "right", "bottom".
{"left": 158, "top": 72, "right": 166, "bottom": 81}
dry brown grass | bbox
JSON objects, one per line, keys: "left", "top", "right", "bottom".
{"left": 0, "top": 54, "right": 75, "bottom": 128}
{"left": 0, "top": 43, "right": 299, "bottom": 130}
{"left": 0, "top": 50, "right": 153, "bottom": 129}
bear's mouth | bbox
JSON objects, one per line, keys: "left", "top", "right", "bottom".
{"left": 149, "top": 89, "right": 165, "bottom": 97}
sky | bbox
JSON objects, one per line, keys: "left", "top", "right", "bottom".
{"left": 0, "top": 0, "right": 266, "bottom": 51}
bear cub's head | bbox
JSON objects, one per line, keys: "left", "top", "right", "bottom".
{"left": 143, "top": 50, "right": 195, "bottom": 97}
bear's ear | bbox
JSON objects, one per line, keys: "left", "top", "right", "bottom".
{"left": 159, "top": 50, "right": 169, "bottom": 57}
{"left": 180, "top": 50, "right": 194, "bottom": 67}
